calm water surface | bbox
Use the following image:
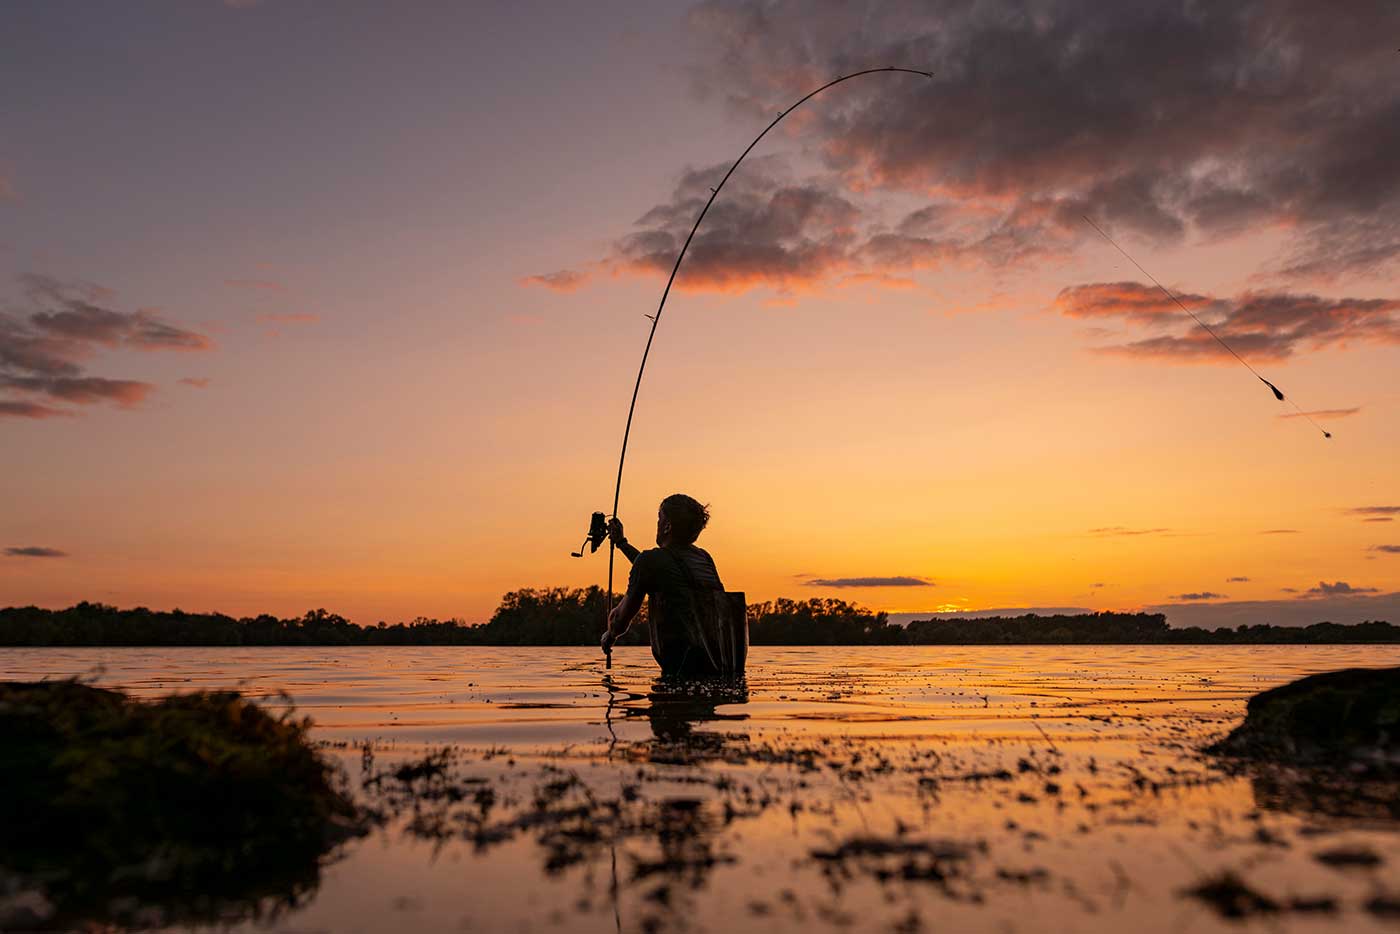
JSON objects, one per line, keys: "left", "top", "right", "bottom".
{"left": 5, "top": 645, "right": 1399, "bottom": 933}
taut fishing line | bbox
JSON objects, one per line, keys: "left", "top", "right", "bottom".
{"left": 1082, "top": 215, "right": 1332, "bottom": 439}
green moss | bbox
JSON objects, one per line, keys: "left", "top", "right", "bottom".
{"left": 0, "top": 680, "right": 363, "bottom": 929}
{"left": 1209, "top": 666, "right": 1400, "bottom": 767}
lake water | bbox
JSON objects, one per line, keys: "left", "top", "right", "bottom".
{"left": 5, "top": 645, "right": 1399, "bottom": 932}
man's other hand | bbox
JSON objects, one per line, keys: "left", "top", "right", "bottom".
{"left": 601, "top": 630, "right": 616, "bottom": 653}
{"left": 607, "top": 517, "right": 625, "bottom": 542}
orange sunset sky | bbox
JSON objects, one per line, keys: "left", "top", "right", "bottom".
{"left": 2, "top": 1, "right": 1398, "bottom": 627}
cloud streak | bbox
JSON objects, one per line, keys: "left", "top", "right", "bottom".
{"left": 805, "top": 576, "right": 933, "bottom": 588}
{"left": 1088, "top": 526, "right": 1171, "bottom": 537}
{"left": 1305, "top": 580, "right": 1378, "bottom": 596}
{"left": 5, "top": 546, "right": 68, "bottom": 558}
{"left": 520, "top": 269, "right": 590, "bottom": 293}
{"left": 1, "top": 275, "right": 212, "bottom": 419}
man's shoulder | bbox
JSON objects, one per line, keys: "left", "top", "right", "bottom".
{"left": 633, "top": 547, "right": 669, "bottom": 569}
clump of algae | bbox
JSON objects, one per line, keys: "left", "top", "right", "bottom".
{"left": 0, "top": 680, "right": 362, "bottom": 930}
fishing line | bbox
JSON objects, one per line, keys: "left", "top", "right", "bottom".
{"left": 602, "top": 67, "right": 933, "bottom": 623}
{"left": 1082, "top": 215, "right": 1332, "bottom": 439}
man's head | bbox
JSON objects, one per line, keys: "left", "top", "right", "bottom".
{"left": 656, "top": 493, "right": 710, "bottom": 546}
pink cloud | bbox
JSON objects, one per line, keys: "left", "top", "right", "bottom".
{"left": 1060, "top": 282, "right": 1400, "bottom": 364}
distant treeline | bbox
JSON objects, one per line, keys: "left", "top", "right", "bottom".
{"left": 2, "top": 591, "right": 1398, "bottom": 647}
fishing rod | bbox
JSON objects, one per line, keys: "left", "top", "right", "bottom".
{"left": 1082, "top": 215, "right": 1332, "bottom": 439}
{"left": 570, "top": 67, "right": 933, "bottom": 651}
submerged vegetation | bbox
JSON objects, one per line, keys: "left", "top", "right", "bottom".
{"left": 0, "top": 680, "right": 362, "bottom": 929}
{"left": 1, "top": 592, "right": 1397, "bottom": 646}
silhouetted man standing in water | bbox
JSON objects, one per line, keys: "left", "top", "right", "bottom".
{"left": 602, "top": 493, "right": 734, "bottom": 678}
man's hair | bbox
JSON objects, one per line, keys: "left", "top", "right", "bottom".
{"left": 660, "top": 493, "right": 710, "bottom": 545}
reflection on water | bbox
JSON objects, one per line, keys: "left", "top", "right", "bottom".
{"left": 612, "top": 675, "right": 750, "bottom": 751}
{"left": 3, "top": 645, "right": 1399, "bottom": 933}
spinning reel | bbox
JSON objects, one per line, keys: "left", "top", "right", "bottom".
{"left": 569, "top": 511, "right": 609, "bottom": 558}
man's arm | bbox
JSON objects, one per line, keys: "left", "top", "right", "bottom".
{"left": 607, "top": 517, "right": 640, "bottom": 563}
{"left": 601, "top": 551, "right": 647, "bottom": 652}
{"left": 604, "top": 590, "right": 643, "bottom": 638}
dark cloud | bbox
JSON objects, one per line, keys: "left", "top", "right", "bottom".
{"left": 1372, "top": 545, "right": 1400, "bottom": 555}
{"left": 546, "top": 1, "right": 1400, "bottom": 306}
{"left": 608, "top": 162, "right": 864, "bottom": 293}
{"left": 2, "top": 375, "right": 151, "bottom": 407}
{"left": 520, "top": 269, "right": 590, "bottom": 292}
{"left": 592, "top": 158, "right": 1082, "bottom": 294}
{"left": 22, "top": 275, "right": 209, "bottom": 351}
{"left": 1088, "top": 526, "right": 1170, "bottom": 537}
{"left": 1146, "top": 592, "right": 1400, "bottom": 628}
{"left": 0, "top": 400, "right": 74, "bottom": 420}
{"left": 1260, "top": 529, "right": 1300, "bottom": 535}
{"left": 806, "top": 576, "right": 933, "bottom": 588}
{"left": 1365, "top": 518, "right": 1395, "bottom": 524}
{"left": 685, "top": 0, "right": 1400, "bottom": 280}
{"left": 1226, "top": 576, "right": 1251, "bottom": 583}
{"left": 1170, "top": 592, "right": 1227, "bottom": 602}
{"left": 1350, "top": 506, "right": 1400, "bottom": 516}
{"left": 1, "top": 275, "right": 212, "bottom": 418}
{"left": 1058, "top": 282, "right": 1400, "bottom": 363}
{"left": 1305, "top": 580, "right": 1378, "bottom": 596}
{"left": 5, "top": 546, "right": 68, "bottom": 558}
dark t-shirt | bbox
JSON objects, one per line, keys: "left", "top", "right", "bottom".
{"left": 625, "top": 544, "right": 723, "bottom": 607}
{"left": 625, "top": 544, "right": 724, "bottom": 676}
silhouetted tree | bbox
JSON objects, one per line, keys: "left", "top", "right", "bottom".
{"left": 0, "top": 600, "right": 1394, "bottom": 647}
